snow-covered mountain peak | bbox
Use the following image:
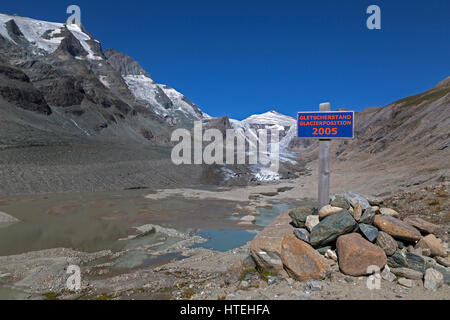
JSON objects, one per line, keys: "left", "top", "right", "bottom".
{"left": 242, "top": 110, "right": 296, "bottom": 126}
{"left": 0, "top": 13, "right": 101, "bottom": 60}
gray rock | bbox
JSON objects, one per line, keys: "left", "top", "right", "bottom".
{"left": 242, "top": 255, "right": 257, "bottom": 269}
{"left": 396, "top": 240, "right": 405, "bottom": 250}
{"left": 387, "top": 249, "right": 426, "bottom": 273}
{"left": 359, "top": 223, "right": 379, "bottom": 242}
{"left": 424, "top": 268, "right": 444, "bottom": 291}
{"left": 267, "top": 276, "right": 278, "bottom": 285}
{"left": 307, "top": 281, "right": 322, "bottom": 291}
{"left": 360, "top": 207, "right": 376, "bottom": 224}
{"left": 289, "top": 206, "right": 317, "bottom": 228}
{"left": 342, "top": 192, "right": 371, "bottom": 210}
{"left": 309, "top": 209, "right": 357, "bottom": 248}
{"left": 432, "top": 264, "right": 450, "bottom": 285}
{"left": 376, "top": 231, "right": 398, "bottom": 256}
{"left": 330, "top": 195, "right": 351, "bottom": 210}
{"left": 293, "top": 228, "right": 310, "bottom": 243}
{"left": 381, "top": 265, "right": 396, "bottom": 282}
{"left": 398, "top": 278, "right": 415, "bottom": 288}
{"left": 435, "top": 256, "right": 450, "bottom": 268}
{"left": 390, "top": 267, "right": 423, "bottom": 280}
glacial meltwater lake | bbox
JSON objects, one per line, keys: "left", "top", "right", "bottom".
{"left": 0, "top": 189, "right": 303, "bottom": 257}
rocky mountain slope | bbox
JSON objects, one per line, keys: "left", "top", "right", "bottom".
{"left": 289, "top": 77, "right": 450, "bottom": 190}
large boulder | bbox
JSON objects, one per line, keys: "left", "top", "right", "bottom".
{"left": 415, "top": 234, "right": 447, "bottom": 257}
{"left": 336, "top": 233, "right": 387, "bottom": 276}
{"left": 403, "top": 216, "right": 443, "bottom": 235}
{"left": 289, "top": 206, "right": 317, "bottom": 228}
{"left": 310, "top": 209, "right": 357, "bottom": 248}
{"left": 373, "top": 216, "right": 422, "bottom": 242}
{"left": 249, "top": 210, "right": 293, "bottom": 273}
{"left": 376, "top": 231, "right": 398, "bottom": 256}
{"left": 280, "top": 234, "right": 329, "bottom": 281}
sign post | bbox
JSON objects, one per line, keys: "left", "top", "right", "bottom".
{"left": 318, "top": 103, "right": 331, "bottom": 209}
{"left": 297, "top": 103, "right": 355, "bottom": 209}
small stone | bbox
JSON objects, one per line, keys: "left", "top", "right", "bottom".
{"left": 319, "top": 205, "right": 343, "bottom": 219}
{"left": 293, "top": 228, "right": 310, "bottom": 243}
{"left": 381, "top": 265, "right": 396, "bottom": 282}
{"left": 242, "top": 255, "right": 257, "bottom": 269}
{"left": 372, "top": 206, "right": 380, "bottom": 213}
{"left": 352, "top": 203, "right": 362, "bottom": 221}
{"left": 317, "top": 246, "right": 332, "bottom": 255}
{"left": 424, "top": 268, "right": 444, "bottom": 291}
{"left": 342, "top": 192, "right": 371, "bottom": 210}
{"left": 359, "top": 223, "right": 379, "bottom": 242}
{"left": 240, "top": 215, "right": 256, "bottom": 223}
{"left": 379, "top": 208, "right": 400, "bottom": 218}
{"left": 403, "top": 216, "right": 443, "bottom": 235}
{"left": 239, "top": 281, "right": 249, "bottom": 289}
{"left": 390, "top": 267, "right": 423, "bottom": 280}
{"left": 307, "top": 281, "right": 322, "bottom": 291}
{"left": 373, "top": 215, "right": 422, "bottom": 242}
{"left": 330, "top": 195, "right": 351, "bottom": 209}
{"left": 398, "top": 278, "right": 415, "bottom": 288}
{"left": 336, "top": 233, "right": 387, "bottom": 276}
{"left": 325, "top": 249, "right": 338, "bottom": 262}
{"left": 267, "top": 276, "right": 278, "bottom": 285}
{"left": 435, "top": 256, "right": 450, "bottom": 267}
{"left": 421, "top": 248, "right": 431, "bottom": 257}
{"left": 360, "top": 207, "right": 376, "bottom": 224}
{"left": 396, "top": 240, "right": 405, "bottom": 249}
{"left": 376, "top": 231, "right": 398, "bottom": 256}
{"left": 415, "top": 234, "right": 446, "bottom": 257}
{"left": 305, "top": 215, "right": 320, "bottom": 232}
{"left": 289, "top": 206, "right": 317, "bottom": 228}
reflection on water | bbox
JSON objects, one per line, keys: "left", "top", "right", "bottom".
{"left": 0, "top": 189, "right": 236, "bottom": 256}
{"left": 192, "top": 229, "right": 259, "bottom": 252}
{"left": 0, "top": 189, "right": 305, "bottom": 256}
{"left": 193, "top": 202, "right": 300, "bottom": 252}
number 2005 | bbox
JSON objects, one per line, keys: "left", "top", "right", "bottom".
{"left": 312, "top": 128, "right": 338, "bottom": 135}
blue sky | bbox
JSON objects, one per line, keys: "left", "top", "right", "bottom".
{"left": 1, "top": 0, "right": 449, "bottom": 119}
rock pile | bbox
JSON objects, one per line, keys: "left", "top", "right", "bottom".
{"left": 250, "top": 191, "right": 449, "bottom": 292}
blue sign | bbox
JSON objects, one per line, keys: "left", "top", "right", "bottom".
{"left": 297, "top": 111, "right": 355, "bottom": 139}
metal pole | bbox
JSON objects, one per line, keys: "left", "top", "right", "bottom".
{"left": 318, "top": 102, "right": 331, "bottom": 209}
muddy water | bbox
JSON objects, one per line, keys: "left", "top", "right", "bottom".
{"left": 0, "top": 189, "right": 305, "bottom": 256}
{"left": 0, "top": 189, "right": 239, "bottom": 256}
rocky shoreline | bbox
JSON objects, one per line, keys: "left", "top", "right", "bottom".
{"left": 0, "top": 182, "right": 448, "bottom": 300}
